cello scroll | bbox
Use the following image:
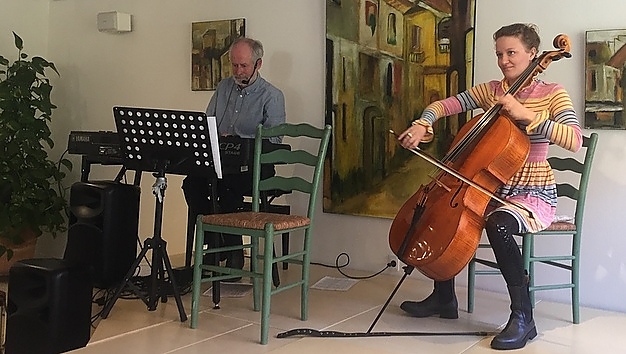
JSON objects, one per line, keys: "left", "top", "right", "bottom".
{"left": 537, "top": 34, "right": 572, "bottom": 73}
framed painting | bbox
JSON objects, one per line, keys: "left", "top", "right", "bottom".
{"left": 191, "top": 18, "right": 245, "bottom": 91}
{"left": 324, "top": 0, "right": 476, "bottom": 219}
{"left": 585, "top": 29, "right": 626, "bottom": 129}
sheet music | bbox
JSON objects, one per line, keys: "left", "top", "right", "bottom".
{"left": 207, "top": 116, "right": 222, "bottom": 179}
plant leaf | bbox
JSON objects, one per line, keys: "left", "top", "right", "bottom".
{"left": 12, "top": 32, "right": 23, "bottom": 50}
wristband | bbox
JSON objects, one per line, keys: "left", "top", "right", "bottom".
{"left": 411, "top": 119, "right": 434, "bottom": 143}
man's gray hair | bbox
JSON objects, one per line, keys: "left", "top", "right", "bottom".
{"left": 229, "top": 37, "right": 264, "bottom": 62}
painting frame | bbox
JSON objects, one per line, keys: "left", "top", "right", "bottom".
{"left": 584, "top": 29, "right": 626, "bottom": 130}
{"left": 191, "top": 18, "right": 245, "bottom": 91}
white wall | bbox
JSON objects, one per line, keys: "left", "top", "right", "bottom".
{"left": 0, "top": 0, "right": 49, "bottom": 53}
{"left": 1, "top": 0, "right": 625, "bottom": 314}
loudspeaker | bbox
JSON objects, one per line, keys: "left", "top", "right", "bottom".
{"left": 6, "top": 258, "right": 93, "bottom": 354}
{"left": 65, "top": 181, "right": 140, "bottom": 289}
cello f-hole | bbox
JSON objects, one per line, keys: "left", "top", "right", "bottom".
{"left": 450, "top": 184, "right": 463, "bottom": 208}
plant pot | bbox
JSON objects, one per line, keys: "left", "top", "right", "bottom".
{"left": 0, "top": 230, "right": 37, "bottom": 276}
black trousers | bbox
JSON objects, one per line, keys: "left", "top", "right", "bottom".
{"left": 182, "top": 165, "right": 275, "bottom": 248}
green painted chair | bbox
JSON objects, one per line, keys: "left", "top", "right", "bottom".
{"left": 467, "top": 132, "right": 598, "bottom": 324}
{"left": 190, "top": 122, "right": 332, "bottom": 344}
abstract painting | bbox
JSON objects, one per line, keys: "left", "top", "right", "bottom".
{"left": 191, "top": 18, "right": 245, "bottom": 91}
{"left": 584, "top": 29, "right": 626, "bottom": 129}
{"left": 324, "top": 0, "right": 476, "bottom": 218}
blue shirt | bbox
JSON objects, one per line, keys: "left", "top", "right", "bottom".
{"left": 206, "top": 75, "right": 286, "bottom": 143}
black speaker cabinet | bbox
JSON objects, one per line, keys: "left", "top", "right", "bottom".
{"left": 6, "top": 258, "right": 93, "bottom": 354}
{"left": 65, "top": 181, "right": 140, "bottom": 289}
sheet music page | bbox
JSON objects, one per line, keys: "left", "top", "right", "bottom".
{"left": 206, "top": 116, "right": 222, "bottom": 179}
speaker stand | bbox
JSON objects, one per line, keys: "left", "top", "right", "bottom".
{"left": 101, "top": 170, "right": 187, "bottom": 322}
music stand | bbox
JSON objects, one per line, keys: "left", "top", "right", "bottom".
{"left": 101, "top": 106, "right": 222, "bottom": 322}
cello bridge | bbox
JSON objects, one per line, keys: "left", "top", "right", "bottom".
{"left": 428, "top": 175, "right": 452, "bottom": 192}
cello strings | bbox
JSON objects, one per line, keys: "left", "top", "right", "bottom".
{"left": 441, "top": 57, "right": 541, "bottom": 164}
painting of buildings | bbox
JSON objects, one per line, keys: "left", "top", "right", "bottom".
{"left": 191, "top": 19, "right": 245, "bottom": 91}
{"left": 585, "top": 29, "right": 626, "bottom": 129}
{"left": 324, "top": 0, "right": 476, "bottom": 218}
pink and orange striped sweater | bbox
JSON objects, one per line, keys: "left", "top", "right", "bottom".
{"left": 418, "top": 78, "right": 582, "bottom": 232}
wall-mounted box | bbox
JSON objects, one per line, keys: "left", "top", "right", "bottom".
{"left": 97, "top": 11, "right": 132, "bottom": 33}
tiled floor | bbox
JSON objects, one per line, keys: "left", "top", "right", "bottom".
{"left": 68, "top": 260, "right": 626, "bottom": 354}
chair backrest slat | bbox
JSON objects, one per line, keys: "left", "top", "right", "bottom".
{"left": 547, "top": 157, "right": 584, "bottom": 174}
{"left": 555, "top": 183, "right": 580, "bottom": 201}
{"left": 263, "top": 122, "right": 326, "bottom": 139}
{"left": 251, "top": 123, "right": 332, "bottom": 219}
{"left": 261, "top": 149, "right": 318, "bottom": 166}
{"left": 260, "top": 175, "right": 312, "bottom": 194}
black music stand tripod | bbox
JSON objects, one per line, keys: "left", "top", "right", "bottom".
{"left": 101, "top": 106, "right": 222, "bottom": 322}
{"left": 101, "top": 163, "right": 187, "bottom": 321}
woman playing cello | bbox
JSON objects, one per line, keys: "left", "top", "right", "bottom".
{"left": 397, "top": 23, "right": 582, "bottom": 350}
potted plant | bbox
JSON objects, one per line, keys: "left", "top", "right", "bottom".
{"left": 0, "top": 32, "right": 72, "bottom": 267}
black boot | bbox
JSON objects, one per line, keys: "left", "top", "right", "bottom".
{"left": 400, "top": 279, "right": 458, "bottom": 319}
{"left": 491, "top": 283, "right": 537, "bottom": 350}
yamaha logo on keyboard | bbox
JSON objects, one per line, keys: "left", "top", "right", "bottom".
{"left": 72, "top": 135, "right": 91, "bottom": 143}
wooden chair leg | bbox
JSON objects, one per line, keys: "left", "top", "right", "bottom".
{"left": 522, "top": 234, "right": 536, "bottom": 307}
{"left": 251, "top": 236, "right": 261, "bottom": 312}
{"left": 467, "top": 258, "right": 476, "bottom": 313}
{"left": 301, "top": 229, "right": 312, "bottom": 321}
{"left": 260, "top": 231, "right": 274, "bottom": 345}
{"left": 190, "top": 221, "right": 205, "bottom": 329}
{"left": 572, "top": 257, "right": 580, "bottom": 324}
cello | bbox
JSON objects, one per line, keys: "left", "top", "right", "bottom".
{"left": 389, "top": 34, "right": 572, "bottom": 281}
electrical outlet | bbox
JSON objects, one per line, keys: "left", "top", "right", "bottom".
{"left": 387, "top": 254, "right": 401, "bottom": 271}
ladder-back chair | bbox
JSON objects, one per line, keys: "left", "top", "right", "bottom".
{"left": 190, "top": 122, "right": 332, "bottom": 344}
{"left": 467, "top": 132, "right": 598, "bottom": 324}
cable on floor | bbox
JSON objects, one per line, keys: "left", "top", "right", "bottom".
{"left": 310, "top": 252, "right": 397, "bottom": 280}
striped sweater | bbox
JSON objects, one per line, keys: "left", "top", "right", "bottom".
{"left": 418, "top": 79, "right": 582, "bottom": 232}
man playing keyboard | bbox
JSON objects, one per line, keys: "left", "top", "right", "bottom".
{"left": 182, "top": 37, "right": 286, "bottom": 278}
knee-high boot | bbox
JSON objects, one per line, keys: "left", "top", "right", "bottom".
{"left": 400, "top": 279, "right": 458, "bottom": 319}
{"left": 491, "top": 278, "right": 537, "bottom": 350}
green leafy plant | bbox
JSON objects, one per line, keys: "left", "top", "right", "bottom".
{"left": 0, "top": 32, "right": 72, "bottom": 260}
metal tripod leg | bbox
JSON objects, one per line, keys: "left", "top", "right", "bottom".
{"left": 100, "top": 234, "right": 187, "bottom": 322}
{"left": 101, "top": 238, "right": 152, "bottom": 319}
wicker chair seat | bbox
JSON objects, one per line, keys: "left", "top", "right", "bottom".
{"left": 200, "top": 212, "right": 310, "bottom": 231}
{"left": 545, "top": 221, "right": 576, "bottom": 232}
